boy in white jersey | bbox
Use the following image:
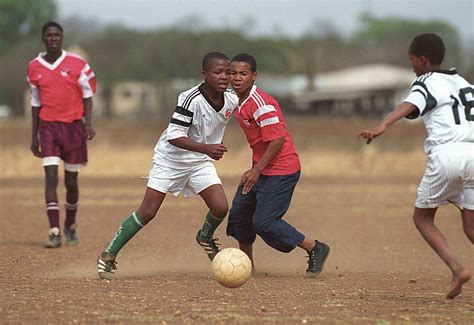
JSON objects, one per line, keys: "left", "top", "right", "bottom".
{"left": 97, "top": 52, "right": 238, "bottom": 279}
{"left": 358, "top": 33, "right": 474, "bottom": 299}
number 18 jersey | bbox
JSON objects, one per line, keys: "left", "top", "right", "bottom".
{"left": 404, "top": 69, "right": 474, "bottom": 154}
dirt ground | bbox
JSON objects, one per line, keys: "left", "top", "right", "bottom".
{"left": 1, "top": 118, "right": 473, "bottom": 324}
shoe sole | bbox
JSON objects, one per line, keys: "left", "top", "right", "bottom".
{"left": 44, "top": 243, "right": 61, "bottom": 248}
{"left": 66, "top": 240, "right": 79, "bottom": 246}
{"left": 98, "top": 271, "right": 114, "bottom": 280}
{"left": 306, "top": 246, "right": 330, "bottom": 278}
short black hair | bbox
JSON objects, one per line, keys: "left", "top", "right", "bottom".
{"left": 231, "top": 53, "right": 257, "bottom": 72}
{"left": 42, "top": 21, "right": 63, "bottom": 36}
{"left": 202, "top": 52, "right": 229, "bottom": 71}
{"left": 409, "top": 33, "right": 445, "bottom": 65}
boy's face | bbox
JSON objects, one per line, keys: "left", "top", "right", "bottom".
{"left": 202, "top": 58, "right": 230, "bottom": 93}
{"left": 229, "top": 61, "right": 257, "bottom": 96}
{"left": 42, "top": 26, "right": 63, "bottom": 52}
{"left": 408, "top": 53, "right": 429, "bottom": 76}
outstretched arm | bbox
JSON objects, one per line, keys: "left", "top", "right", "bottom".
{"left": 357, "top": 102, "right": 418, "bottom": 144}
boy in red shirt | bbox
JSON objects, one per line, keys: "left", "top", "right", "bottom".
{"left": 226, "top": 53, "right": 330, "bottom": 276}
{"left": 27, "top": 21, "right": 96, "bottom": 248}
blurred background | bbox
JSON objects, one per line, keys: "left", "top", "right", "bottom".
{"left": 0, "top": 0, "right": 473, "bottom": 179}
{"left": 0, "top": 0, "right": 472, "bottom": 120}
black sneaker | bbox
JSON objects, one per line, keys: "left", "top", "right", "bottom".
{"left": 64, "top": 226, "right": 78, "bottom": 246}
{"left": 97, "top": 253, "right": 117, "bottom": 280}
{"left": 306, "top": 241, "right": 330, "bottom": 277}
{"left": 44, "top": 227, "right": 61, "bottom": 248}
{"left": 195, "top": 231, "right": 220, "bottom": 261}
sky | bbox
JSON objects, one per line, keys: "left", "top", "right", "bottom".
{"left": 56, "top": 0, "right": 473, "bottom": 41}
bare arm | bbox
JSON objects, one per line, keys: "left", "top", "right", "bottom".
{"left": 168, "top": 137, "right": 228, "bottom": 161}
{"left": 30, "top": 106, "right": 41, "bottom": 157}
{"left": 241, "top": 136, "right": 285, "bottom": 194}
{"left": 357, "top": 102, "right": 418, "bottom": 144}
{"left": 83, "top": 97, "right": 95, "bottom": 140}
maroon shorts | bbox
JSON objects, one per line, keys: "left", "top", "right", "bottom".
{"left": 39, "top": 119, "right": 88, "bottom": 165}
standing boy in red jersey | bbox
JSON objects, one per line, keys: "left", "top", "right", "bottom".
{"left": 226, "top": 53, "right": 330, "bottom": 276}
{"left": 27, "top": 21, "right": 96, "bottom": 248}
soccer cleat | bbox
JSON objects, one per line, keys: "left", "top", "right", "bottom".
{"left": 97, "top": 253, "right": 117, "bottom": 280}
{"left": 306, "top": 240, "right": 330, "bottom": 277}
{"left": 44, "top": 227, "right": 61, "bottom": 248}
{"left": 196, "top": 231, "right": 220, "bottom": 261}
{"left": 64, "top": 226, "right": 78, "bottom": 246}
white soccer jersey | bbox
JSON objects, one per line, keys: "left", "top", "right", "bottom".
{"left": 404, "top": 69, "right": 474, "bottom": 154}
{"left": 153, "top": 84, "right": 238, "bottom": 165}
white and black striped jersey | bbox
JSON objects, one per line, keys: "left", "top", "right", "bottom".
{"left": 404, "top": 69, "right": 474, "bottom": 154}
{"left": 153, "top": 84, "right": 238, "bottom": 165}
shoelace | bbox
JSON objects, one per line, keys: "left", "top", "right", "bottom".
{"left": 208, "top": 238, "right": 221, "bottom": 251}
{"left": 104, "top": 259, "right": 118, "bottom": 271}
{"left": 307, "top": 249, "right": 318, "bottom": 267}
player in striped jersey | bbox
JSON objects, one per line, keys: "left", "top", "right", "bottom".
{"left": 27, "top": 22, "right": 96, "bottom": 248}
{"left": 226, "top": 53, "right": 330, "bottom": 277}
{"left": 97, "top": 52, "right": 238, "bottom": 279}
{"left": 358, "top": 33, "right": 474, "bottom": 299}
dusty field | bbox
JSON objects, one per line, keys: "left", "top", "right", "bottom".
{"left": 1, "top": 117, "right": 473, "bottom": 324}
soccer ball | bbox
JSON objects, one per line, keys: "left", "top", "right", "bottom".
{"left": 211, "top": 248, "right": 252, "bottom": 288}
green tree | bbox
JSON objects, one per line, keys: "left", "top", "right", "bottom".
{"left": 353, "top": 14, "right": 460, "bottom": 68}
{"left": 0, "top": 0, "right": 56, "bottom": 55}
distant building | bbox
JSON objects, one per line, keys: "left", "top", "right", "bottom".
{"left": 259, "top": 64, "right": 415, "bottom": 117}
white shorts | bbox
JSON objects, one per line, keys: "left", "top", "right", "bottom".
{"left": 146, "top": 159, "right": 221, "bottom": 197}
{"left": 42, "top": 156, "right": 84, "bottom": 172}
{"left": 416, "top": 142, "right": 474, "bottom": 210}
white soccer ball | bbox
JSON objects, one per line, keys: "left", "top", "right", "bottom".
{"left": 211, "top": 248, "right": 252, "bottom": 288}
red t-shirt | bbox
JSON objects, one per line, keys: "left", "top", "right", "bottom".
{"left": 27, "top": 50, "right": 96, "bottom": 123}
{"left": 234, "top": 85, "right": 300, "bottom": 176}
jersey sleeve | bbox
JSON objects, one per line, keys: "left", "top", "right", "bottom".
{"left": 166, "top": 92, "right": 195, "bottom": 140}
{"left": 253, "top": 103, "right": 286, "bottom": 141}
{"left": 78, "top": 63, "right": 96, "bottom": 98}
{"left": 403, "top": 80, "right": 437, "bottom": 119}
{"left": 26, "top": 66, "right": 41, "bottom": 107}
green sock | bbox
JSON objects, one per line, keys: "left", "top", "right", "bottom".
{"left": 198, "top": 211, "right": 224, "bottom": 241}
{"left": 104, "top": 211, "right": 146, "bottom": 257}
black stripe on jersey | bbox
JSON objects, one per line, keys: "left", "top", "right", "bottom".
{"left": 170, "top": 118, "right": 191, "bottom": 127}
{"left": 175, "top": 106, "right": 193, "bottom": 117}
{"left": 182, "top": 89, "right": 200, "bottom": 109}
{"left": 412, "top": 81, "right": 437, "bottom": 116}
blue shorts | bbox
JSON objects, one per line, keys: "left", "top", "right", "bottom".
{"left": 226, "top": 171, "right": 304, "bottom": 253}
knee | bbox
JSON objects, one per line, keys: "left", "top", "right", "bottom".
{"left": 211, "top": 202, "right": 228, "bottom": 220}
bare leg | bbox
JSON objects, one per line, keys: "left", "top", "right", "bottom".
{"left": 199, "top": 184, "right": 228, "bottom": 219}
{"left": 298, "top": 237, "right": 316, "bottom": 253}
{"left": 413, "top": 207, "right": 470, "bottom": 299}
{"left": 239, "top": 242, "right": 255, "bottom": 271}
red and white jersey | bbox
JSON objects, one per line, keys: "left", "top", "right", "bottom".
{"left": 404, "top": 69, "right": 474, "bottom": 154}
{"left": 234, "top": 85, "right": 300, "bottom": 176}
{"left": 27, "top": 50, "right": 96, "bottom": 123}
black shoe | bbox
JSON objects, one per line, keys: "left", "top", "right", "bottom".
{"left": 306, "top": 241, "right": 330, "bottom": 277}
{"left": 195, "top": 231, "right": 220, "bottom": 261}
{"left": 97, "top": 253, "right": 117, "bottom": 280}
{"left": 64, "top": 226, "right": 78, "bottom": 246}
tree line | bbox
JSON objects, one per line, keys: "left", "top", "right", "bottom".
{"left": 0, "top": 0, "right": 471, "bottom": 116}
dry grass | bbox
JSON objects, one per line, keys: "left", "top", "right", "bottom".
{"left": 0, "top": 116, "right": 427, "bottom": 179}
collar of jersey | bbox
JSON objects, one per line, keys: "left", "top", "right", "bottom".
{"left": 37, "top": 50, "right": 66, "bottom": 70}
{"left": 238, "top": 84, "right": 257, "bottom": 112}
{"left": 431, "top": 68, "right": 457, "bottom": 75}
